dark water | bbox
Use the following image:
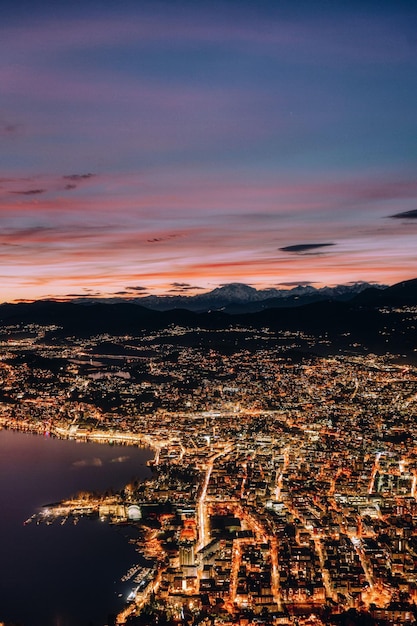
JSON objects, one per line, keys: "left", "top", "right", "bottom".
{"left": 0, "top": 429, "right": 153, "bottom": 626}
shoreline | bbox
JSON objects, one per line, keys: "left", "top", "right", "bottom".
{"left": 0, "top": 426, "right": 154, "bottom": 625}
{"left": 0, "top": 417, "right": 159, "bottom": 462}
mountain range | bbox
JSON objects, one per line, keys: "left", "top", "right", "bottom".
{"left": 75, "top": 281, "right": 385, "bottom": 313}
{"left": 0, "top": 278, "right": 417, "bottom": 360}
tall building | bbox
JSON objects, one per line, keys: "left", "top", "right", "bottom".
{"left": 179, "top": 540, "right": 195, "bottom": 567}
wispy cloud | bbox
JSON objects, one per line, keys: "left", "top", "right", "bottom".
{"left": 63, "top": 173, "right": 96, "bottom": 181}
{"left": 168, "top": 282, "right": 203, "bottom": 293}
{"left": 64, "top": 293, "right": 98, "bottom": 297}
{"left": 389, "top": 209, "right": 417, "bottom": 219}
{"left": 277, "top": 281, "right": 316, "bottom": 287}
{"left": 10, "top": 189, "right": 46, "bottom": 196}
{"left": 125, "top": 286, "right": 148, "bottom": 292}
{"left": 280, "top": 243, "right": 336, "bottom": 254}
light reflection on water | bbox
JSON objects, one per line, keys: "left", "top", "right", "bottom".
{"left": 0, "top": 429, "right": 153, "bottom": 626}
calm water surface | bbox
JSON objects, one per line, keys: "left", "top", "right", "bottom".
{"left": 0, "top": 429, "right": 153, "bottom": 626}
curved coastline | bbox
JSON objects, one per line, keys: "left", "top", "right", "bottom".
{"left": 0, "top": 426, "right": 155, "bottom": 625}
{"left": 0, "top": 415, "right": 158, "bottom": 461}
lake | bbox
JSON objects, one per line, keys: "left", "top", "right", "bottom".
{"left": 0, "top": 429, "right": 153, "bottom": 626}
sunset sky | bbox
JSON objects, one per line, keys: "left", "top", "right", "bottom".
{"left": 1, "top": 0, "right": 417, "bottom": 302}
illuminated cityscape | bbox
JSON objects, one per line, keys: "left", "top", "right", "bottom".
{"left": 2, "top": 0, "right": 417, "bottom": 623}
{"left": 1, "top": 292, "right": 417, "bottom": 625}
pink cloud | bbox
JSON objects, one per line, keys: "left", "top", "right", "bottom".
{"left": 1, "top": 164, "right": 417, "bottom": 302}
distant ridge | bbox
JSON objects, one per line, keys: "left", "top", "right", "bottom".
{"left": 0, "top": 277, "right": 416, "bottom": 357}
{"left": 136, "top": 280, "right": 384, "bottom": 313}
{"left": 352, "top": 277, "right": 417, "bottom": 307}
{"left": 71, "top": 280, "right": 385, "bottom": 314}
